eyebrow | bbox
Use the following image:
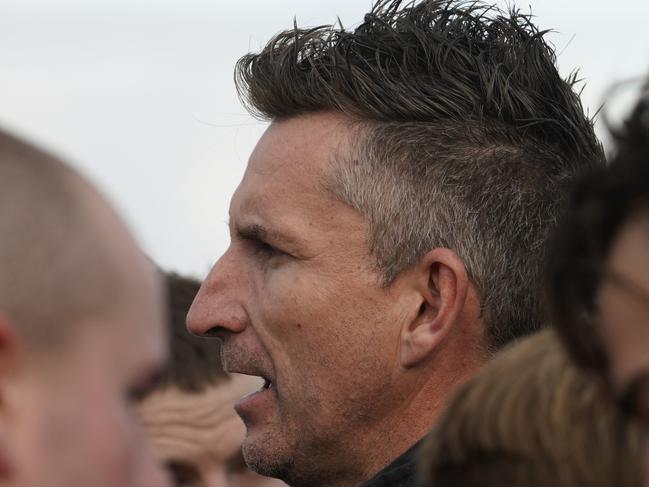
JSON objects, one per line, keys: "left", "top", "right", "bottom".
{"left": 236, "top": 223, "right": 271, "bottom": 242}
{"left": 235, "top": 221, "right": 301, "bottom": 251}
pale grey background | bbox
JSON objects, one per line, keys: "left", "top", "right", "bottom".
{"left": 1, "top": 0, "right": 647, "bottom": 278}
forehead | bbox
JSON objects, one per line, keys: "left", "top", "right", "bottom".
{"left": 231, "top": 112, "right": 353, "bottom": 220}
{"left": 139, "top": 375, "right": 260, "bottom": 462}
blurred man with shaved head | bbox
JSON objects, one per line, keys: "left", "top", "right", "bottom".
{"left": 0, "top": 129, "right": 170, "bottom": 487}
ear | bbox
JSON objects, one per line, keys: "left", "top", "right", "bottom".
{"left": 400, "top": 248, "right": 469, "bottom": 368}
{"left": 0, "top": 313, "right": 20, "bottom": 479}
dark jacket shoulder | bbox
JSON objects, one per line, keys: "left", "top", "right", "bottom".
{"left": 359, "top": 441, "right": 421, "bottom": 487}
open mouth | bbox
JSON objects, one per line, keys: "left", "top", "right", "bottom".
{"left": 225, "top": 365, "right": 274, "bottom": 394}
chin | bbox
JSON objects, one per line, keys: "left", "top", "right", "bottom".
{"left": 241, "top": 422, "right": 297, "bottom": 481}
{"left": 242, "top": 438, "right": 291, "bottom": 479}
{"left": 241, "top": 405, "right": 328, "bottom": 486}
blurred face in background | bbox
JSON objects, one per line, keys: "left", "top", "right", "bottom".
{"left": 1, "top": 212, "right": 170, "bottom": 487}
{"left": 138, "top": 374, "right": 285, "bottom": 487}
{"left": 597, "top": 212, "right": 649, "bottom": 420}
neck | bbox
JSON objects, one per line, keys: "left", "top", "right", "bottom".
{"left": 285, "top": 395, "right": 442, "bottom": 487}
{"left": 303, "top": 355, "right": 486, "bottom": 487}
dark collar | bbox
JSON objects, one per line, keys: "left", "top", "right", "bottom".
{"left": 358, "top": 441, "right": 421, "bottom": 487}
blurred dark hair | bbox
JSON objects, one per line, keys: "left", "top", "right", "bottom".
{"left": 546, "top": 81, "right": 649, "bottom": 374}
{"left": 419, "top": 330, "right": 643, "bottom": 487}
{"left": 153, "top": 272, "right": 228, "bottom": 394}
{"left": 235, "top": 0, "right": 603, "bottom": 350}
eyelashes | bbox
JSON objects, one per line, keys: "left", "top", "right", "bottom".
{"left": 254, "top": 240, "right": 280, "bottom": 256}
{"left": 240, "top": 234, "right": 285, "bottom": 259}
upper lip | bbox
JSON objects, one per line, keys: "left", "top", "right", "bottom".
{"left": 221, "top": 348, "right": 274, "bottom": 384}
{"left": 228, "top": 367, "right": 273, "bottom": 384}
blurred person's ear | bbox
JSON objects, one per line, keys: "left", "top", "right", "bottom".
{"left": 399, "top": 248, "right": 471, "bottom": 368}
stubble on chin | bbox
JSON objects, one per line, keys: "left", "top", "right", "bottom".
{"left": 241, "top": 430, "right": 295, "bottom": 482}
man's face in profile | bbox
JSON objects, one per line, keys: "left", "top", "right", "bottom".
{"left": 188, "top": 113, "right": 419, "bottom": 479}
{"left": 138, "top": 374, "right": 285, "bottom": 487}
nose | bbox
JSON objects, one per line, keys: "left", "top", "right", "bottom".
{"left": 187, "top": 249, "right": 249, "bottom": 339}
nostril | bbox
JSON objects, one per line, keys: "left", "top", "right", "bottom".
{"left": 203, "top": 327, "right": 223, "bottom": 339}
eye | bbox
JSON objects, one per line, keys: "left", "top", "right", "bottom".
{"left": 255, "top": 240, "right": 278, "bottom": 254}
{"left": 235, "top": 224, "right": 292, "bottom": 262}
{"left": 247, "top": 238, "right": 285, "bottom": 259}
{"left": 165, "top": 461, "right": 199, "bottom": 487}
{"left": 225, "top": 451, "right": 248, "bottom": 474}
{"left": 126, "top": 369, "right": 163, "bottom": 403}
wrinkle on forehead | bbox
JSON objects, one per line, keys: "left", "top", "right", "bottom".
{"left": 139, "top": 378, "right": 259, "bottom": 463}
{"left": 230, "top": 114, "right": 367, "bottom": 245}
{"left": 246, "top": 112, "right": 354, "bottom": 180}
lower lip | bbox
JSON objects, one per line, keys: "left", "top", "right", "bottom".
{"left": 235, "top": 383, "right": 275, "bottom": 416}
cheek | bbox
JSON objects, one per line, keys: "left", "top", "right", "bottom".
{"left": 252, "top": 273, "right": 344, "bottom": 366}
{"left": 79, "top": 382, "right": 142, "bottom": 481}
{"left": 73, "top": 358, "right": 162, "bottom": 487}
{"left": 16, "top": 382, "right": 138, "bottom": 487}
{"left": 266, "top": 284, "right": 396, "bottom": 390}
{"left": 254, "top": 265, "right": 400, "bottom": 393}
{"left": 259, "top": 268, "right": 377, "bottom": 334}
{"left": 600, "top": 293, "right": 639, "bottom": 335}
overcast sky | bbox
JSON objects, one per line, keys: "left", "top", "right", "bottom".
{"left": 1, "top": 0, "right": 648, "bottom": 279}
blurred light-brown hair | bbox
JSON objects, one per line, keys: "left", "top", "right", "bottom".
{"left": 419, "top": 329, "right": 643, "bottom": 487}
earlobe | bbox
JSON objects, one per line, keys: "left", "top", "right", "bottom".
{"left": 400, "top": 249, "right": 469, "bottom": 368}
